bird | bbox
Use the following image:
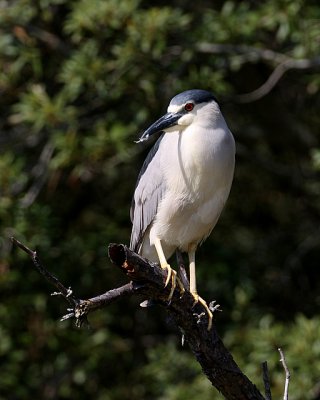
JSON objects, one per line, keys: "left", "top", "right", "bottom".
{"left": 130, "top": 89, "right": 235, "bottom": 330}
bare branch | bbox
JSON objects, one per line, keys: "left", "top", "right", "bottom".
{"left": 235, "top": 57, "right": 320, "bottom": 103}
{"left": 108, "top": 244, "right": 266, "bottom": 400}
{"left": 197, "top": 42, "right": 320, "bottom": 102}
{"left": 72, "top": 283, "right": 137, "bottom": 327}
{"left": 278, "top": 348, "right": 290, "bottom": 400}
{"left": 262, "top": 361, "right": 272, "bottom": 400}
{"left": 11, "top": 237, "right": 78, "bottom": 309}
{"left": 12, "top": 238, "right": 266, "bottom": 400}
{"left": 11, "top": 236, "right": 140, "bottom": 327}
{"left": 197, "top": 43, "right": 290, "bottom": 64}
{"left": 11, "top": 236, "right": 36, "bottom": 257}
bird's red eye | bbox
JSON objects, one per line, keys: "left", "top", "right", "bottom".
{"left": 184, "top": 102, "right": 194, "bottom": 112}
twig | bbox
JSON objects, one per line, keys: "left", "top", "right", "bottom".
{"left": 11, "top": 237, "right": 78, "bottom": 309}
{"left": 196, "top": 43, "right": 290, "bottom": 64}
{"left": 278, "top": 347, "right": 290, "bottom": 400}
{"left": 10, "top": 237, "right": 139, "bottom": 327}
{"left": 74, "top": 284, "right": 135, "bottom": 317}
{"left": 262, "top": 361, "right": 272, "bottom": 400}
{"left": 71, "top": 283, "right": 137, "bottom": 327}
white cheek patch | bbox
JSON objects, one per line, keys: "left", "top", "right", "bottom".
{"left": 178, "top": 114, "right": 194, "bottom": 126}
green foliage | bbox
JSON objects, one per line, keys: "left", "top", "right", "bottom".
{"left": 1, "top": 0, "right": 320, "bottom": 399}
{"left": 225, "top": 313, "right": 320, "bottom": 400}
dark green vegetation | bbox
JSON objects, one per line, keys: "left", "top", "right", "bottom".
{"left": 1, "top": 1, "right": 320, "bottom": 399}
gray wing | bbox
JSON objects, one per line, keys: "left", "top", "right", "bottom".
{"left": 130, "top": 134, "right": 165, "bottom": 252}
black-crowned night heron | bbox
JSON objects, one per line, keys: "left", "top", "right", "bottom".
{"left": 130, "top": 89, "right": 235, "bottom": 329}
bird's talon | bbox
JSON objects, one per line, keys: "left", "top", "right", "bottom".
{"left": 191, "top": 293, "right": 213, "bottom": 331}
{"left": 191, "top": 293, "right": 199, "bottom": 308}
{"left": 160, "top": 264, "right": 185, "bottom": 301}
{"left": 162, "top": 263, "right": 172, "bottom": 287}
{"left": 160, "top": 264, "right": 177, "bottom": 301}
{"left": 177, "top": 278, "right": 185, "bottom": 297}
{"left": 167, "top": 270, "right": 176, "bottom": 301}
{"left": 193, "top": 311, "right": 205, "bottom": 324}
{"left": 209, "top": 300, "right": 222, "bottom": 313}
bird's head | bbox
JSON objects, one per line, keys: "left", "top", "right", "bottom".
{"left": 136, "top": 89, "right": 220, "bottom": 143}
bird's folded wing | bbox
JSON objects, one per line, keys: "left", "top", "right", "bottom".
{"left": 130, "top": 134, "right": 165, "bottom": 252}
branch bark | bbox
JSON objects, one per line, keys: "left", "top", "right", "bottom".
{"left": 12, "top": 238, "right": 266, "bottom": 400}
{"left": 262, "top": 361, "right": 272, "bottom": 400}
{"left": 196, "top": 42, "right": 320, "bottom": 102}
{"left": 278, "top": 348, "right": 290, "bottom": 400}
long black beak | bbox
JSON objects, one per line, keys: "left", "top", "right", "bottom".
{"left": 136, "top": 112, "right": 183, "bottom": 143}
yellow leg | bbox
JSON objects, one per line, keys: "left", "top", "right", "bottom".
{"left": 188, "top": 248, "right": 213, "bottom": 331}
{"left": 154, "top": 238, "right": 184, "bottom": 300}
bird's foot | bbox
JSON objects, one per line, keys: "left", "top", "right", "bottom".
{"left": 161, "top": 264, "right": 185, "bottom": 301}
{"left": 191, "top": 293, "right": 213, "bottom": 331}
{"left": 162, "top": 263, "right": 173, "bottom": 287}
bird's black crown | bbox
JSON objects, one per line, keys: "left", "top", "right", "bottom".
{"left": 170, "top": 89, "right": 218, "bottom": 106}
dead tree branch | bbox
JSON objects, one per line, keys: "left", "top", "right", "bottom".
{"left": 11, "top": 238, "right": 266, "bottom": 400}
{"left": 278, "top": 348, "right": 290, "bottom": 400}
{"left": 11, "top": 237, "right": 79, "bottom": 309}
{"left": 262, "top": 361, "right": 272, "bottom": 400}
{"left": 196, "top": 42, "right": 320, "bottom": 102}
{"left": 234, "top": 57, "right": 320, "bottom": 103}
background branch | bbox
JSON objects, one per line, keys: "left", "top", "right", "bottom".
{"left": 278, "top": 348, "right": 290, "bottom": 400}
{"left": 197, "top": 42, "right": 320, "bottom": 102}
{"left": 235, "top": 57, "right": 320, "bottom": 103}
